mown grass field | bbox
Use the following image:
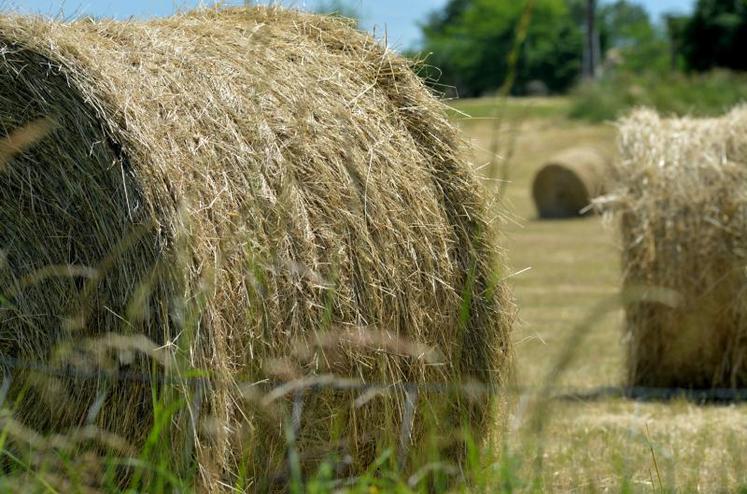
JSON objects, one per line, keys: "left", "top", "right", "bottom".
{"left": 450, "top": 97, "right": 747, "bottom": 492}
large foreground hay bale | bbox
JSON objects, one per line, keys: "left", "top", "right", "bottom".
{"left": 0, "top": 6, "right": 513, "bottom": 489}
{"left": 532, "top": 147, "right": 609, "bottom": 218}
{"left": 608, "top": 107, "right": 747, "bottom": 389}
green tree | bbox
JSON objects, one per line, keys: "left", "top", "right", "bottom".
{"left": 665, "top": 14, "right": 690, "bottom": 70}
{"left": 598, "top": 0, "right": 669, "bottom": 73}
{"left": 681, "top": 0, "right": 747, "bottom": 71}
{"left": 599, "top": 0, "right": 650, "bottom": 48}
{"left": 568, "top": 0, "right": 671, "bottom": 74}
{"left": 420, "top": 0, "right": 583, "bottom": 97}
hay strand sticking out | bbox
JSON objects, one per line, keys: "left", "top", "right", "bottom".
{"left": 532, "top": 147, "right": 610, "bottom": 219}
{"left": 0, "top": 6, "right": 514, "bottom": 489}
{"left": 607, "top": 106, "right": 747, "bottom": 389}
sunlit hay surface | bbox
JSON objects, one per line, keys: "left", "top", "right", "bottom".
{"left": 604, "top": 106, "right": 747, "bottom": 389}
{"left": 532, "top": 147, "right": 610, "bottom": 219}
{"left": 0, "top": 6, "right": 514, "bottom": 489}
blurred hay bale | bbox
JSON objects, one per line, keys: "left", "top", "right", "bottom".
{"left": 0, "top": 6, "right": 514, "bottom": 489}
{"left": 606, "top": 106, "right": 747, "bottom": 389}
{"left": 532, "top": 147, "right": 610, "bottom": 219}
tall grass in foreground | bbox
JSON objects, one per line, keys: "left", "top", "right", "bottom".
{"left": 0, "top": 284, "right": 701, "bottom": 493}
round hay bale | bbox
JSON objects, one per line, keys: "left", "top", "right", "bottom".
{"left": 610, "top": 107, "right": 747, "bottom": 390}
{"left": 531, "top": 147, "right": 610, "bottom": 219}
{"left": 0, "top": 6, "right": 513, "bottom": 489}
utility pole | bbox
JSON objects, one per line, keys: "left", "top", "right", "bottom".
{"left": 583, "top": 0, "right": 599, "bottom": 80}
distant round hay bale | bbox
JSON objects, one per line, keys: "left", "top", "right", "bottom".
{"left": 0, "top": 6, "right": 513, "bottom": 489}
{"left": 532, "top": 147, "right": 610, "bottom": 219}
{"left": 608, "top": 107, "right": 747, "bottom": 389}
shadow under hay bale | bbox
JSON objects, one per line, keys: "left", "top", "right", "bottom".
{"left": 532, "top": 147, "right": 610, "bottom": 219}
{"left": 0, "top": 6, "right": 513, "bottom": 490}
{"left": 552, "top": 385, "right": 747, "bottom": 404}
{"left": 606, "top": 106, "right": 747, "bottom": 390}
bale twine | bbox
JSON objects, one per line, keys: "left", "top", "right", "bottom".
{"left": 606, "top": 106, "right": 747, "bottom": 389}
{"left": 532, "top": 147, "right": 610, "bottom": 218}
{"left": 0, "top": 6, "right": 513, "bottom": 489}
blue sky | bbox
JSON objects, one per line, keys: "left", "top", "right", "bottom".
{"left": 5, "top": 0, "right": 696, "bottom": 50}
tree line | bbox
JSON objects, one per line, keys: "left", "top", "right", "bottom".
{"left": 417, "top": 0, "right": 747, "bottom": 97}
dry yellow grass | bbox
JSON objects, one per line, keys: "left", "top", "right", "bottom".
{"left": 454, "top": 98, "right": 747, "bottom": 491}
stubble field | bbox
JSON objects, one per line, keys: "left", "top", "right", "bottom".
{"left": 453, "top": 97, "right": 747, "bottom": 492}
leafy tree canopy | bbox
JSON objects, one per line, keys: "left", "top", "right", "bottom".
{"left": 420, "top": 0, "right": 583, "bottom": 97}
{"left": 681, "top": 0, "right": 747, "bottom": 71}
{"left": 601, "top": 1, "right": 669, "bottom": 73}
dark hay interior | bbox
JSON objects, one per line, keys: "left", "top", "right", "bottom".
{"left": 0, "top": 6, "right": 513, "bottom": 489}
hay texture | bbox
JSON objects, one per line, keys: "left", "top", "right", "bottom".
{"left": 607, "top": 106, "right": 747, "bottom": 389}
{"left": 532, "top": 147, "right": 609, "bottom": 219}
{"left": 0, "top": 6, "right": 513, "bottom": 489}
